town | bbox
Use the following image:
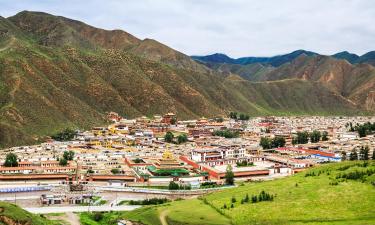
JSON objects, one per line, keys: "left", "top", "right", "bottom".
{"left": 1, "top": 113, "right": 374, "bottom": 190}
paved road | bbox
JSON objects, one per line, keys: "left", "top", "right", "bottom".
{"left": 0, "top": 195, "right": 40, "bottom": 201}
{"left": 24, "top": 205, "right": 141, "bottom": 214}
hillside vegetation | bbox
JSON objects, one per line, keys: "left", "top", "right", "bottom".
{"left": 0, "top": 11, "right": 367, "bottom": 147}
{"left": 87, "top": 161, "right": 375, "bottom": 225}
{"left": 0, "top": 201, "right": 55, "bottom": 225}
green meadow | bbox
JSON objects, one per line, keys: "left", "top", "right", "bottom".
{"left": 80, "top": 161, "right": 375, "bottom": 225}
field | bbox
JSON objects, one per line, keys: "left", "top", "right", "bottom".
{"left": 81, "top": 161, "right": 375, "bottom": 225}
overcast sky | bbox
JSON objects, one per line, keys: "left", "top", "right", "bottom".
{"left": 1, "top": 0, "right": 374, "bottom": 57}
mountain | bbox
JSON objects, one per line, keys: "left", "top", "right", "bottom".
{"left": 257, "top": 54, "right": 375, "bottom": 111}
{"left": 192, "top": 50, "right": 318, "bottom": 67}
{"left": 332, "top": 51, "right": 360, "bottom": 64}
{"left": 0, "top": 11, "right": 367, "bottom": 148}
{"left": 194, "top": 50, "right": 375, "bottom": 67}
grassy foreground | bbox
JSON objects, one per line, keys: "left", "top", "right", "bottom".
{"left": 80, "top": 161, "right": 375, "bottom": 225}
{"left": 0, "top": 201, "right": 56, "bottom": 225}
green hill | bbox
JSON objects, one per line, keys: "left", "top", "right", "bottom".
{"left": 0, "top": 201, "right": 55, "bottom": 225}
{"left": 91, "top": 161, "right": 375, "bottom": 225}
{"left": 0, "top": 11, "right": 366, "bottom": 148}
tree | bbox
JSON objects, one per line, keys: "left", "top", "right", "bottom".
{"left": 349, "top": 148, "right": 358, "bottom": 161}
{"left": 239, "top": 113, "right": 250, "bottom": 120}
{"left": 372, "top": 149, "right": 375, "bottom": 160}
{"left": 229, "top": 112, "right": 238, "bottom": 119}
{"left": 357, "top": 126, "right": 367, "bottom": 138}
{"left": 295, "top": 131, "right": 309, "bottom": 144}
{"left": 164, "top": 132, "right": 174, "bottom": 143}
{"left": 59, "top": 158, "right": 68, "bottom": 166}
{"left": 260, "top": 137, "right": 272, "bottom": 149}
{"left": 170, "top": 117, "right": 177, "bottom": 125}
{"left": 359, "top": 146, "right": 369, "bottom": 160}
{"left": 321, "top": 131, "right": 329, "bottom": 141}
{"left": 177, "top": 134, "right": 188, "bottom": 144}
{"left": 4, "top": 153, "right": 18, "bottom": 167}
{"left": 224, "top": 165, "right": 234, "bottom": 185}
{"left": 63, "top": 150, "right": 75, "bottom": 161}
{"left": 341, "top": 151, "right": 347, "bottom": 161}
{"left": 272, "top": 136, "right": 286, "bottom": 148}
{"left": 51, "top": 128, "right": 77, "bottom": 141}
{"left": 310, "top": 130, "right": 321, "bottom": 143}
{"left": 111, "top": 168, "right": 120, "bottom": 174}
{"left": 168, "top": 181, "right": 179, "bottom": 190}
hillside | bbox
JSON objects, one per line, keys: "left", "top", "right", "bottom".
{"left": 0, "top": 11, "right": 366, "bottom": 148}
{"left": 0, "top": 201, "right": 55, "bottom": 225}
{"left": 88, "top": 161, "right": 375, "bottom": 225}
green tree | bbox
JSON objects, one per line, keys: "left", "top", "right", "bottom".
{"left": 63, "top": 150, "right": 75, "bottom": 161}
{"left": 349, "top": 149, "right": 358, "bottom": 161}
{"left": 164, "top": 131, "right": 174, "bottom": 143}
{"left": 359, "top": 146, "right": 369, "bottom": 160}
{"left": 357, "top": 126, "right": 367, "bottom": 138}
{"left": 51, "top": 128, "right": 77, "bottom": 141}
{"left": 272, "top": 136, "right": 286, "bottom": 148}
{"left": 225, "top": 165, "right": 234, "bottom": 185}
{"left": 229, "top": 112, "right": 238, "bottom": 119}
{"left": 59, "top": 158, "right": 68, "bottom": 166}
{"left": 4, "top": 153, "right": 18, "bottom": 167}
{"left": 168, "top": 181, "right": 179, "bottom": 190}
{"left": 111, "top": 168, "right": 120, "bottom": 174}
{"left": 239, "top": 113, "right": 250, "bottom": 120}
{"left": 310, "top": 130, "right": 321, "bottom": 143}
{"left": 296, "top": 131, "right": 309, "bottom": 144}
{"left": 260, "top": 137, "right": 272, "bottom": 149}
{"left": 341, "top": 151, "right": 347, "bottom": 161}
{"left": 321, "top": 131, "right": 329, "bottom": 141}
{"left": 170, "top": 117, "right": 177, "bottom": 125}
{"left": 177, "top": 134, "right": 188, "bottom": 144}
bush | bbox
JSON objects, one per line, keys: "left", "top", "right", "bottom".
{"left": 93, "top": 212, "right": 103, "bottom": 221}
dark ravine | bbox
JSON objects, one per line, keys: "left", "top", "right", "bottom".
{"left": 0, "top": 11, "right": 371, "bottom": 148}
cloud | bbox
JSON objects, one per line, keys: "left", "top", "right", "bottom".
{"left": 0, "top": 0, "right": 374, "bottom": 57}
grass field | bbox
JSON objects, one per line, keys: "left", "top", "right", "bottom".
{"left": 80, "top": 161, "right": 375, "bottom": 225}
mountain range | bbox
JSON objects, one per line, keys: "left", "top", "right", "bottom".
{"left": 0, "top": 11, "right": 373, "bottom": 147}
{"left": 192, "top": 50, "right": 375, "bottom": 67}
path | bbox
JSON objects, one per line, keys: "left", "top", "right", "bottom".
{"left": 24, "top": 205, "right": 141, "bottom": 214}
{"left": 65, "top": 212, "right": 80, "bottom": 225}
{"left": 159, "top": 210, "right": 169, "bottom": 225}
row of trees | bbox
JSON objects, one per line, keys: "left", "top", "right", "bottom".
{"left": 259, "top": 136, "right": 286, "bottom": 149}
{"left": 343, "top": 146, "right": 375, "bottom": 161}
{"left": 128, "top": 198, "right": 169, "bottom": 205}
{"left": 223, "top": 191, "right": 274, "bottom": 209}
{"left": 292, "top": 131, "right": 328, "bottom": 145}
{"left": 51, "top": 128, "right": 77, "bottom": 141}
{"left": 229, "top": 112, "right": 250, "bottom": 120}
{"left": 347, "top": 122, "right": 375, "bottom": 138}
{"left": 168, "top": 181, "right": 191, "bottom": 190}
{"left": 164, "top": 132, "right": 188, "bottom": 144}
{"left": 213, "top": 129, "right": 240, "bottom": 138}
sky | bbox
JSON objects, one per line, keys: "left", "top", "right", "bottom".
{"left": 1, "top": 0, "right": 374, "bottom": 58}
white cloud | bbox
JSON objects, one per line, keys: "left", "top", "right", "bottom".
{"left": 1, "top": 0, "right": 374, "bottom": 57}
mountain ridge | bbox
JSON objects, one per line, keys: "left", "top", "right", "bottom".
{"left": 0, "top": 11, "right": 369, "bottom": 148}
